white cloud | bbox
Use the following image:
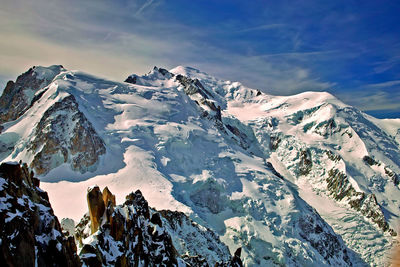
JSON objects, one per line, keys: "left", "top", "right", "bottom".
{"left": 135, "top": 0, "right": 157, "bottom": 16}
{"left": 373, "top": 56, "right": 400, "bottom": 74}
{"left": 367, "top": 80, "right": 400, "bottom": 88}
{"left": 237, "top": 24, "right": 286, "bottom": 33}
{"left": 337, "top": 90, "right": 400, "bottom": 112}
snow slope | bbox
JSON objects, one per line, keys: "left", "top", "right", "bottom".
{"left": 1, "top": 65, "right": 399, "bottom": 266}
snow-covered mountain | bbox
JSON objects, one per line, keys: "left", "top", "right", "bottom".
{"left": 1, "top": 65, "right": 399, "bottom": 266}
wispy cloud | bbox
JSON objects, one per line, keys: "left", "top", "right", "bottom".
{"left": 135, "top": 0, "right": 157, "bottom": 16}
{"left": 373, "top": 56, "right": 400, "bottom": 74}
{"left": 237, "top": 24, "right": 286, "bottom": 33}
{"left": 338, "top": 90, "right": 400, "bottom": 112}
{"left": 367, "top": 80, "right": 400, "bottom": 88}
{"left": 257, "top": 50, "right": 338, "bottom": 59}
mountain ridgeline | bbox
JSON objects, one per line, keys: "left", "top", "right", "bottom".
{"left": 0, "top": 65, "right": 400, "bottom": 266}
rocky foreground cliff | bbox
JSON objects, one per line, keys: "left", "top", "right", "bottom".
{"left": 0, "top": 162, "right": 80, "bottom": 266}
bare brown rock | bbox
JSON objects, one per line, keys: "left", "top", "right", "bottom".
{"left": 87, "top": 185, "right": 105, "bottom": 234}
{"left": 0, "top": 65, "right": 63, "bottom": 124}
{"left": 102, "top": 186, "right": 116, "bottom": 207}
{"left": 28, "top": 94, "right": 106, "bottom": 175}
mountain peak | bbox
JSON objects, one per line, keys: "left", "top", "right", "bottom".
{"left": 170, "top": 65, "right": 201, "bottom": 75}
{"left": 31, "top": 65, "right": 65, "bottom": 80}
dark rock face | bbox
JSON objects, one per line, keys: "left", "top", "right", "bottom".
{"left": 298, "top": 149, "right": 312, "bottom": 176}
{"left": 0, "top": 65, "right": 63, "bottom": 124}
{"left": 363, "top": 155, "right": 379, "bottom": 166}
{"left": 0, "top": 162, "right": 81, "bottom": 267}
{"left": 384, "top": 166, "right": 399, "bottom": 186}
{"left": 363, "top": 155, "right": 399, "bottom": 186}
{"left": 124, "top": 75, "right": 137, "bottom": 84}
{"left": 269, "top": 135, "right": 282, "bottom": 151}
{"left": 298, "top": 213, "right": 351, "bottom": 266}
{"left": 76, "top": 187, "right": 243, "bottom": 267}
{"left": 175, "top": 74, "right": 224, "bottom": 122}
{"left": 314, "top": 118, "right": 341, "bottom": 137}
{"left": 27, "top": 94, "right": 106, "bottom": 175}
{"left": 78, "top": 189, "right": 178, "bottom": 266}
{"left": 176, "top": 75, "right": 211, "bottom": 99}
{"left": 326, "top": 167, "right": 396, "bottom": 236}
{"left": 226, "top": 124, "right": 250, "bottom": 149}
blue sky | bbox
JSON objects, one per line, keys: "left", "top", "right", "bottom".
{"left": 1, "top": 0, "right": 400, "bottom": 118}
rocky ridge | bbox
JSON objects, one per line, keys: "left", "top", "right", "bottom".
{"left": 74, "top": 185, "right": 243, "bottom": 267}
{"left": 0, "top": 162, "right": 80, "bottom": 266}
{"left": 0, "top": 65, "right": 64, "bottom": 125}
{"left": 27, "top": 94, "right": 106, "bottom": 175}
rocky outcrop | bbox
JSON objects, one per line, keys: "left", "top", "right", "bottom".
{"left": 363, "top": 155, "right": 399, "bottom": 186}
{"left": 314, "top": 118, "right": 341, "bottom": 137}
{"left": 176, "top": 74, "right": 211, "bottom": 98}
{"left": 269, "top": 135, "right": 282, "bottom": 151}
{"left": 384, "top": 166, "right": 399, "bottom": 186}
{"left": 326, "top": 168, "right": 396, "bottom": 236}
{"left": 0, "top": 65, "right": 63, "bottom": 124}
{"left": 76, "top": 187, "right": 242, "bottom": 266}
{"left": 363, "top": 155, "right": 379, "bottom": 166}
{"left": 27, "top": 94, "right": 106, "bottom": 175}
{"left": 175, "top": 74, "right": 223, "bottom": 123}
{"left": 125, "top": 66, "right": 174, "bottom": 86}
{"left": 0, "top": 162, "right": 81, "bottom": 266}
{"left": 298, "top": 213, "right": 351, "bottom": 265}
{"left": 86, "top": 186, "right": 106, "bottom": 234}
{"left": 298, "top": 149, "right": 312, "bottom": 176}
{"left": 102, "top": 186, "right": 116, "bottom": 207}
